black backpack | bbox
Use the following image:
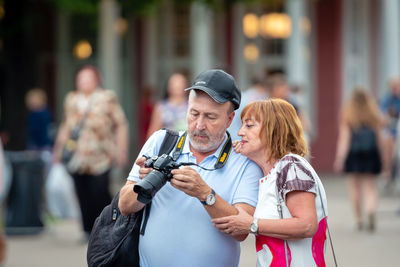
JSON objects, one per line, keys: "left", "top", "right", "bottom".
{"left": 87, "top": 129, "right": 180, "bottom": 267}
{"left": 349, "top": 125, "right": 377, "bottom": 154}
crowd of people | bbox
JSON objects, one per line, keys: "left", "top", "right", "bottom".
{"left": 1, "top": 64, "right": 400, "bottom": 266}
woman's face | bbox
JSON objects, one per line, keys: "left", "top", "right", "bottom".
{"left": 168, "top": 74, "right": 187, "bottom": 98}
{"left": 76, "top": 68, "right": 98, "bottom": 94}
{"left": 237, "top": 116, "right": 265, "bottom": 159}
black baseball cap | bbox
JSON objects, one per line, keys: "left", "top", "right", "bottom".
{"left": 185, "top": 69, "right": 241, "bottom": 110}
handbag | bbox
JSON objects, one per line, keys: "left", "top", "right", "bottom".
{"left": 87, "top": 129, "right": 180, "bottom": 267}
{"left": 61, "top": 99, "right": 93, "bottom": 165}
{"left": 61, "top": 126, "right": 81, "bottom": 164}
{"left": 349, "top": 125, "right": 377, "bottom": 154}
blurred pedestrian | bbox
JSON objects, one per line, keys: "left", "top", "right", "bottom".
{"left": 380, "top": 77, "right": 400, "bottom": 186}
{"left": 334, "top": 88, "right": 384, "bottom": 232}
{"left": 53, "top": 65, "right": 129, "bottom": 238}
{"left": 228, "top": 75, "right": 269, "bottom": 140}
{"left": 146, "top": 72, "right": 188, "bottom": 138}
{"left": 25, "top": 88, "right": 53, "bottom": 151}
{"left": 213, "top": 99, "right": 328, "bottom": 267}
{"left": 268, "top": 74, "right": 312, "bottom": 144}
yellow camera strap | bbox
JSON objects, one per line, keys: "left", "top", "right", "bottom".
{"left": 172, "top": 131, "right": 187, "bottom": 161}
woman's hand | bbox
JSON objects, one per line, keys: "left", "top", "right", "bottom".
{"left": 212, "top": 206, "right": 253, "bottom": 236}
{"left": 233, "top": 140, "right": 243, "bottom": 154}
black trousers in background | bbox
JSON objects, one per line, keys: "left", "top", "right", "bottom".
{"left": 71, "top": 170, "right": 112, "bottom": 234}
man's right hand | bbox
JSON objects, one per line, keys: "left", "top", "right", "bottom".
{"left": 136, "top": 156, "right": 152, "bottom": 179}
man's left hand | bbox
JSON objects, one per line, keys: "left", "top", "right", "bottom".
{"left": 170, "top": 166, "right": 210, "bottom": 201}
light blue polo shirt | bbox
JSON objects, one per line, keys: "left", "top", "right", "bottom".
{"left": 128, "top": 129, "right": 262, "bottom": 267}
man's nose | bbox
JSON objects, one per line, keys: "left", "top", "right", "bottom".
{"left": 196, "top": 116, "right": 206, "bottom": 130}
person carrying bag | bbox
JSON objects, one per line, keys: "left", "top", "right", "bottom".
{"left": 87, "top": 129, "right": 180, "bottom": 267}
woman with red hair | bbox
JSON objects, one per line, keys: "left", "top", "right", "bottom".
{"left": 213, "top": 99, "right": 328, "bottom": 267}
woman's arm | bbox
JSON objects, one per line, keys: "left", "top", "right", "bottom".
{"left": 52, "top": 92, "right": 73, "bottom": 162}
{"left": 257, "top": 191, "right": 317, "bottom": 239}
{"left": 333, "top": 120, "right": 351, "bottom": 172}
{"left": 212, "top": 191, "right": 318, "bottom": 240}
{"left": 115, "top": 120, "right": 129, "bottom": 167}
{"left": 52, "top": 122, "right": 69, "bottom": 162}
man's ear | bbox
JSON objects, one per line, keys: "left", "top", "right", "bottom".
{"left": 226, "top": 111, "right": 235, "bottom": 128}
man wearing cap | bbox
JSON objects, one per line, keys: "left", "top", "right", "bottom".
{"left": 119, "top": 69, "right": 262, "bottom": 267}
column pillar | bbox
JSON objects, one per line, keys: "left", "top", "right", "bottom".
{"left": 232, "top": 3, "right": 247, "bottom": 90}
{"left": 190, "top": 2, "right": 213, "bottom": 76}
{"left": 143, "top": 16, "right": 158, "bottom": 87}
{"left": 286, "top": 0, "right": 308, "bottom": 88}
{"left": 286, "top": 0, "right": 312, "bottom": 118}
{"left": 55, "top": 12, "right": 71, "bottom": 120}
{"left": 99, "top": 0, "right": 122, "bottom": 97}
{"left": 380, "top": 0, "right": 400, "bottom": 96}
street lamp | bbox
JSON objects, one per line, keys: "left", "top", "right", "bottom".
{"left": 243, "top": 13, "right": 259, "bottom": 39}
{"left": 259, "top": 12, "right": 291, "bottom": 39}
{"left": 244, "top": 43, "right": 259, "bottom": 63}
{"left": 73, "top": 40, "right": 92, "bottom": 60}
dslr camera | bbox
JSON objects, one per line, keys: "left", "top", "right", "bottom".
{"left": 133, "top": 154, "right": 182, "bottom": 204}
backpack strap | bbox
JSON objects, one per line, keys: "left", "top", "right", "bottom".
{"left": 159, "top": 129, "right": 180, "bottom": 156}
{"left": 140, "top": 128, "right": 180, "bottom": 235}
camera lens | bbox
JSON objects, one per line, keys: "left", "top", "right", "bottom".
{"left": 133, "top": 170, "right": 168, "bottom": 204}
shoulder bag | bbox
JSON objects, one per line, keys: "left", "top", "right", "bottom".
{"left": 87, "top": 129, "right": 180, "bottom": 267}
{"left": 61, "top": 99, "right": 92, "bottom": 165}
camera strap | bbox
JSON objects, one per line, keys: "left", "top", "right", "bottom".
{"left": 172, "top": 131, "right": 233, "bottom": 170}
{"left": 215, "top": 131, "right": 232, "bottom": 169}
{"left": 172, "top": 131, "right": 187, "bottom": 161}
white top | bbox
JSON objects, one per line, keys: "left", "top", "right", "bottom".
{"left": 128, "top": 130, "right": 263, "bottom": 267}
{"left": 254, "top": 153, "right": 328, "bottom": 267}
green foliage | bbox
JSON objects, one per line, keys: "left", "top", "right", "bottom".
{"left": 46, "top": 0, "right": 100, "bottom": 15}
{"left": 46, "top": 0, "right": 286, "bottom": 16}
{"left": 117, "top": 0, "right": 162, "bottom": 16}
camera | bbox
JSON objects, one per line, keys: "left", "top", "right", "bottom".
{"left": 133, "top": 154, "right": 182, "bottom": 204}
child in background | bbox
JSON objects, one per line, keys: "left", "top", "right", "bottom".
{"left": 25, "top": 88, "right": 53, "bottom": 150}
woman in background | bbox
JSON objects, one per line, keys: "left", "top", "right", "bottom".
{"left": 334, "top": 88, "right": 384, "bottom": 232}
{"left": 53, "top": 65, "right": 128, "bottom": 237}
{"left": 146, "top": 72, "right": 188, "bottom": 138}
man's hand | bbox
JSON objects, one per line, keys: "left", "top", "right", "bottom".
{"left": 170, "top": 166, "right": 210, "bottom": 201}
{"left": 136, "top": 157, "right": 152, "bottom": 179}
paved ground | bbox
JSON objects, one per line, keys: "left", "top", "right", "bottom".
{"left": 3, "top": 174, "right": 400, "bottom": 267}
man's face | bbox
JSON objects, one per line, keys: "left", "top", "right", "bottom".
{"left": 187, "top": 90, "right": 234, "bottom": 153}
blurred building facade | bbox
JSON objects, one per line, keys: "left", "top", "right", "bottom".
{"left": 0, "top": 0, "right": 398, "bottom": 171}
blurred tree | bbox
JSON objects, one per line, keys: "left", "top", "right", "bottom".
{"left": 46, "top": 0, "right": 99, "bottom": 14}
{"left": 46, "top": 0, "right": 284, "bottom": 15}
